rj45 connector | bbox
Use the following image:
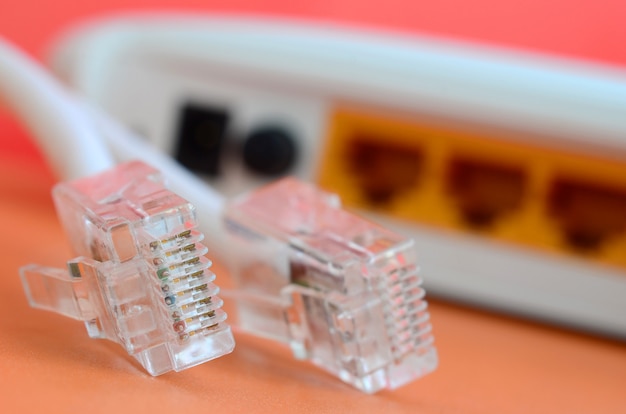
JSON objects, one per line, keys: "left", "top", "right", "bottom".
{"left": 20, "top": 161, "right": 234, "bottom": 375}
{"left": 223, "top": 178, "right": 437, "bottom": 393}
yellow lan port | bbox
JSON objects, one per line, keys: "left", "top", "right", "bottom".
{"left": 548, "top": 179, "right": 626, "bottom": 251}
{"left": 447, "top": 158, "right": 526, "bottom": 228}
{"left": 318, "top": 107, "right": 626, "bottom": 270}
{"left": 347, "top": 138, "right": 422, "bottom": 205}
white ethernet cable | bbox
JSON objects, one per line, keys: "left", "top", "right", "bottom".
{"left": 0, "top": 37, "right": 437, "bottom": 392}
{"left": 0, "top": 36, "right": 113, "bottom": 179}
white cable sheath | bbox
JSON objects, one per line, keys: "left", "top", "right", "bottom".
{"left": 0, "top": 37, "right": 114, "bottom": 179}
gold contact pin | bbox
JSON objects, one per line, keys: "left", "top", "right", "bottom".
{"left": 180, "top": 297, "right": 212, "bottom": 311}
{"left": 189, "top": 324, "right": 219, "bottom": 336}
{"left": 166, "top": 256, "right": 200, "bottom": 271}
{"left": 150, "top": 231, "right": 193, "bottom": 252}
{"left": 182, "top": 244, "right": 196, "bottom": 252}
{"left": 184, "top": 310, "right": 216, "bottom": 324}
{"left": 171, "top": 270, "right": 204, "bottom": 284}
{"left": 164, "top": 243, "right": 197, "bottom": 257}
{"left": 178, "top": 323, "right": 220, "bottom": 342}
{"left": 158, "top": 229, "right": 193, "bottom": 245}
{"left": 176, "top": 283, "right": 208, "bottom": 297}
{"left": 183, "top": 257, "right": 200, "bottom": 266}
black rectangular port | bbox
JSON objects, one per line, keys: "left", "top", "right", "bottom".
{"left": 174, "top": 103, "right": 229, "bottom": 176}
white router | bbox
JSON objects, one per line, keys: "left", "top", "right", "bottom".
{"left": 50, "top": 14, "right": 626, "bottom": 338}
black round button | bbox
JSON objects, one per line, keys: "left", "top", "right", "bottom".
{"left": 242, "top": 127, "right": 298, "bottom": 176}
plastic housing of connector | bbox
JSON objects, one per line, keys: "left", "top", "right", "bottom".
{"left": 20, "top": 161, "right": 235, "bottom": 375}
{"left": 223, "top": 178, "right": 437, "bottom": 393}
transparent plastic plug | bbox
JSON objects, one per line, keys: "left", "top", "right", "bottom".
{"left": 223, "top": 178, "right": 437, "bottom": 393}
{"left": 20, "top": 161, "right": 234, "bottom": 375}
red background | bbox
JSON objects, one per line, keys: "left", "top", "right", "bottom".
{"left": 2, "top": 0, "right": 626, "bottom": 65}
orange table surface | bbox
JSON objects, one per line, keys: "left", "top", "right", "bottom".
{"left": 1, "top": 153, "right": 625, "bottom": 413}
